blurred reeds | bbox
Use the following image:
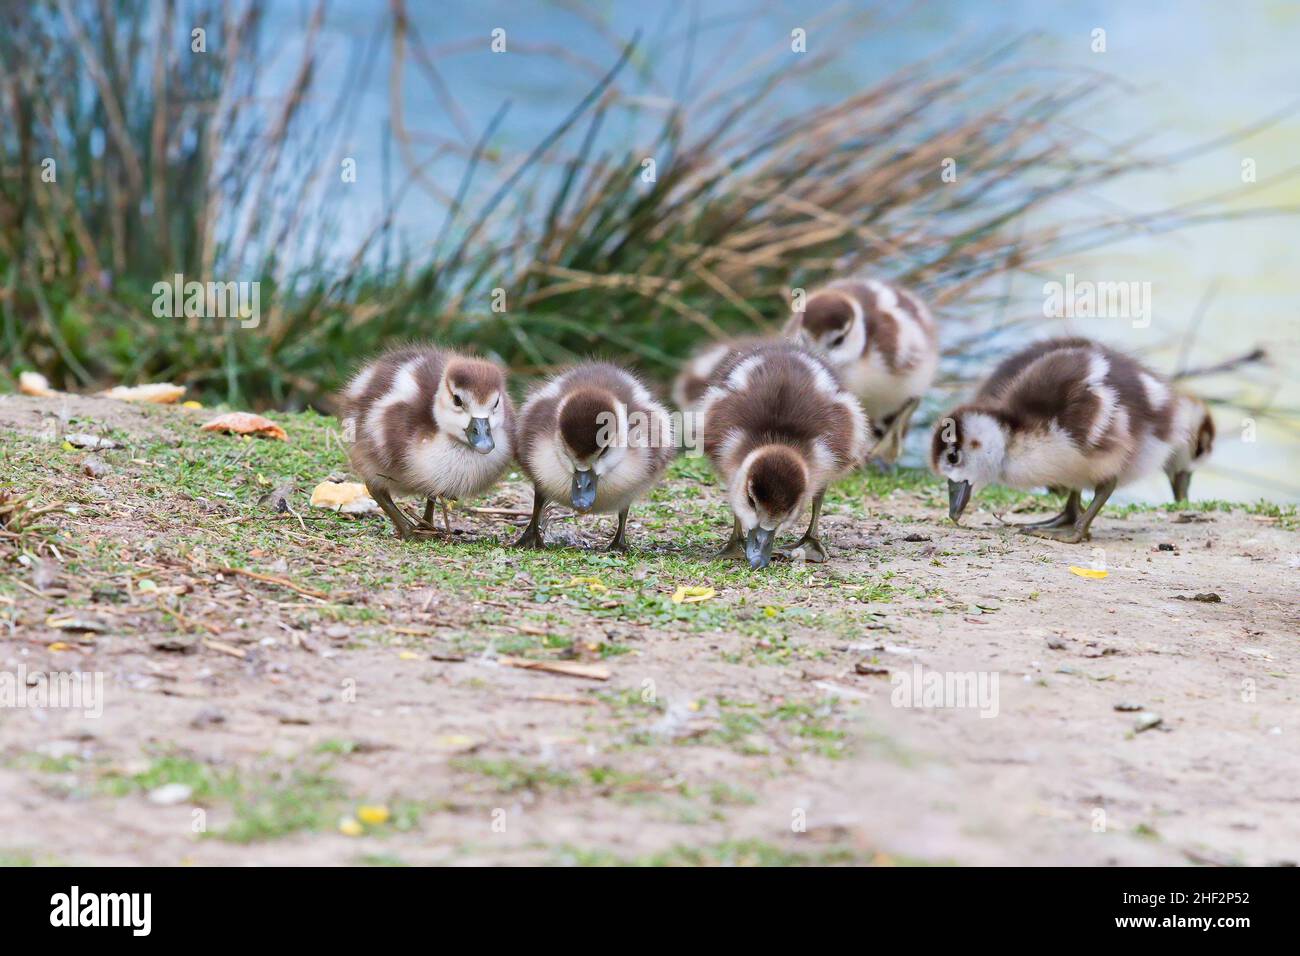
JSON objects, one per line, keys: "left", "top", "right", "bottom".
{"left": 0, "top": 0, "right": 1285, "bottom": 414}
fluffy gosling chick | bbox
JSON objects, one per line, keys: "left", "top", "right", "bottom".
{"left": 700, "top": 341, "right": 869, "bottom": 569}
{"left": 932, "top": 337, "right": 1181, "bottom": 543}
{"left": 784, "top": 278, "right": 937, "bottom": 464}
{"left": 1165, "top": 392, "right": 1215, "bottom": 502}
{"left": 973, "top": 337, "right": 1216, "bottom": 504}
{"left": 514, "top": 363, "right": 674, "bottom": 551}
{"left": 341, "top": 346, "right": 513, "bottom": 539}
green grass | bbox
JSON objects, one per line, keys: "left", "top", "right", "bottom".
{"left": 220, "top": 767, "right": 349, "bottom": 844}
{"left": 551, "top": 839, "right": 875, "bottom": 867}
{"left": 451, "top": 758, "right": 578, "bottom": 795}
{"left": 99, "top": 755, "right": 241, "bottom": 803}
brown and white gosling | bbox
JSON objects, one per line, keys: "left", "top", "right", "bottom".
{"left": 784, "top": 278, "right": 937, "bottom": 465}
{"left": 700, "top": 341, "right": 870, "bottom": 569}
{"left": 931, "top": 337, "right": 1184, "bottom": 543}
{"left": 340, "top": 346, "right": 513, "bottom": 539}
{"left": 1164, "top": 391, "right": 1215, "bottom": 502}
{"left": 514, "top": 363, "right": 674, "bottom": 551}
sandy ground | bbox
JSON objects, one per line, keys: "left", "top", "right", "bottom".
{"left": 1, "top": 393, "right": 1297, "bottom": 866}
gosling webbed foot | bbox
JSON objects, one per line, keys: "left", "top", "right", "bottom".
{"left": 1012, "top": 511, "right": 1076, "bottom": 530}
{"left": 1022, "top": 525, "right": 1090, "bottom": 544}
{"left": 778, "top": 535, "right": 828, "bottom": 564}
{"left": 716, "top": 542, "right": 745, "bottom": 561}
{"left": 513, "top": 526, "right": 546, "bottom": 550}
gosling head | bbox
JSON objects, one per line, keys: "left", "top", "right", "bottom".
{"left": 787, "top": 290, "right": 865, "bottom": 368}
{"left": 731, "top": 445, "right": 808, "bottom": 569}
{"left": 556, "top": 387, "right": 628, "bottom": 512}
{"left": 1166, "top": 396, "right": 1215, "bottom": 502}
{"left": 930, "top": 408, "right": 1010, "bottom": 524}
{"left": 436, "top": 358, "right": 508, "bottom": 454}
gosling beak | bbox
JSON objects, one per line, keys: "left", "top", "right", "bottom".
{"left": 745, "top": 526, "right": 776, "bottom": 570}
{"left": 1170, "top": 469, "right": 1191, "bottom": 503}
{"left": 948, "top": 479, "right": 972, "bottom": 524}
{"left": 465, "top": 417, "right": 494, "bottom": 454}
{"left": 571, "top": 469, "right": 597, "bottom": 512}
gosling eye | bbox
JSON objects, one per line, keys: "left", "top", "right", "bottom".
{"left": 746, "top": 494, "right": 757, "bottom": 509}
{"left": 493, "top": 396, "right": 501, "bottom": 410}
{"left": 452, "top": 394, "right": 464, "bottom": 409}
{"left": 829, "top": 333, "right": 846, "bottom": 347}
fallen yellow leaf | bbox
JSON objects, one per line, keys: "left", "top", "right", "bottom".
{"left": 672, "top": 585, "right": 716, "bottom": 604}
{"left": 1069, "top": 566, "right": 1109, "bottom": 579}
{"left": 48, "top": 642, "right": 72, "bottom": 652}
{"left": 357, "top": 805, "right": 390, "bottom": 825}
{"left": 182, "top": 400, "right": 203, "bottom": 409}
{"left": 566, "top": 576, "right": 608, "bottom": 592}
{"left": 337, "top": 817, "right": 363, "bottom": 837}
{"left": 398, "top": 651, "right": 419, "bottom": 661}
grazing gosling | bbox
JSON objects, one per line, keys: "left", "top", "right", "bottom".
{"left": 1165, "top": 392, "right": 1215, "bottom": 502}
{"left": 785, "top": 278, "right": 937, "bottom": 464}
{"left": 514, "top": 363, "right": 674, "bottom": 551}
{"left": 931, "top": 337, "right": 1181, "bottom": 543}
{"left": 700, "top": 341, "right": 869, "bottom": 569}
{"left": 974, "top": 338, "right": 1216, "bottom": 503}
{"left": 341, "top": 346, "right": 512, "bottom": 539}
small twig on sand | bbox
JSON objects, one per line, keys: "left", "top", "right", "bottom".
{"left": 217, "top": 566, "right": 330, "bottom": 600}
{"left": 202, "top": 638, "right": 247, "bottom": 659}
{"left": 498, "top": 655, "right": 610, "bottom": 681}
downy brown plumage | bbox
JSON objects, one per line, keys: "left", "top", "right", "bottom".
{"left": 974, "top": 337, "right": 1215, "bottom": 503}
{"left": 514, "top": 362, "right": 675, "bottom": 551}
{"left": 340, "top": 346, "right": 513, "bottom": 539}
{"left": 784, "top": 278, "right": 937, "bottom": 464}
{"left": 699, "top": 341, "right": 870, "bottom": 568}
{"left": 931, "top": 337, "right": 1180, "bottom": 542}
{"left": 671, "top": 336, "right": 769, "bottom": 413}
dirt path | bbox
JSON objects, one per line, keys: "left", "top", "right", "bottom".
{"left": 1, "top": 393, "right": 1296, "bottom": 866}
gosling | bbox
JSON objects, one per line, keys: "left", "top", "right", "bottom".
{"left": 932, "top": 337, "right": 1184, "bottom": 543}
{"left": 514, "top": 363, "right": 674, "bottom": 551}
{"left": 699, "top": 341, "right": 869, "bottom": 569}
{"left": 340, "top": 346, "right": 513, "bottom": 539}
{"left": 785, "top": 278, "right": 937, "bottom": 465}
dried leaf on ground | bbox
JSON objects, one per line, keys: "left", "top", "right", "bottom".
{"left": 1068, "top": 566, "right": 1108, "bottom": 580}
{"left": 671, "top": 585, "right": 716, "bottom": 604}
{"left": 101, "top": 383, "right": 186, "bottom": 404}
{"left": 19, "top": 371, "right": 57, "bottom": 397}
{"left": 65, "top": 433, "right": 122, "bottom": 450}
{"left": 310, "top": 480, "right": 379, "bottom": 515}
{"left": 200, "top": 412, "right": 288, "bottom": 441}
